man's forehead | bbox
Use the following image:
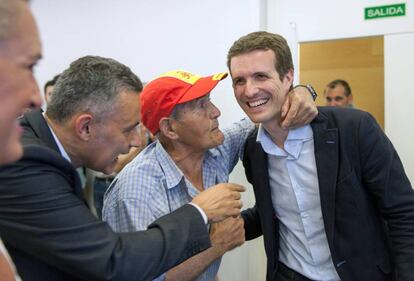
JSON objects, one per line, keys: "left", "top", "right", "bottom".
{"left": 231, "top": 50, "right": 276, "bottom": 74}
{"left": 327, "top": 86, "right": 346, "bottom": 95}
{"left": 1, "top": 4, "right": 42, "bottom": 62}
{"left": 115, "top": 91, "right": 141, "bottom": 123}
{"left": 232, "top": 49, "right": 275, "bottom": 63}
{"left": 180, "top": 93, "right": 210, "bottom": 108}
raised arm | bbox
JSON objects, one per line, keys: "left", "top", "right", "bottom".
{"left": 280, "top": 84, "right": 318, "bottom": 129}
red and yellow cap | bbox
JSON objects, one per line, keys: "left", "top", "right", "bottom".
{"left": 140, "top": 70, "right": 228, "bottom": 134}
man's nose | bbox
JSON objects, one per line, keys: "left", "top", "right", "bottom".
{"left": 245, "top": 80, "right": 259, "bottom": 98}
{"left": 209, "top": 102, "right": 221, "bottom": 119}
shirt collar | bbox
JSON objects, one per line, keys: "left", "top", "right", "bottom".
{"left": 206, "top": 146, "right": 221, "bottom": 158}
{"left": 43, "top": 113, "right": 71, "bottom": 163}
{"left": 257, "top": 124, "right": 313, "bottom": 159}
{"left": 154, "top": 141, "right": 186, "bottom": 189}
{"left": 154, "top": 140, "right": 220, "bottom": 190}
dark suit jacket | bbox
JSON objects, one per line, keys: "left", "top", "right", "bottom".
{"left": 242, "top": 107, "right": 414, "bottom": 281}
{"left": 0, "top": 109, "right": 211, "bottom": 281}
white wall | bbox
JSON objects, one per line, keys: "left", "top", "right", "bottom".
{"left": 268, "top": 0, "right": 414, "bottom": 42}
{"left": 31, "top": 0, "right": 259, "bottom": 124}
{"left": 384, "top": 33, "right": 414, "bottom": 183}
{"left": 268, "top": 0, "right": 414, "bottom": 184}
{"left": 31, "top": 1, "right": 268, "bottom": 280}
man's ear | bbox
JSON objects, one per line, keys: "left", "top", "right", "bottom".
{"left": 283, "top": 69, "right": 294, "bottom": 89}
{"left": 159, "top": 117, "right": 179, "bottom": 140}
{"left": 74, "top": 113, "right": 93, "bottom": 141}
{"left": 348, "top": 94, "right": 354, "bottom": 105}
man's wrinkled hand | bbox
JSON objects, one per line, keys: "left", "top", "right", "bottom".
{"left": 210, "top": 217, "right": 245, "bottom": 255}
{"left": 192, "top": 183, "right": 245, "bottom": 223}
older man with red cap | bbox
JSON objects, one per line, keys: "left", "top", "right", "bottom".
{"left": 103, "top": 70, "right": 317, "bottom": 281}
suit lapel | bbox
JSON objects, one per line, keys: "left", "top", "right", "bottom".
{"left": 246, "top": 135, "right": 273, "bottom": 211}
{"left": 311, "top": 113, "right": 338, "bottom": 247}
{"left": 22, "top": 109, "right": 60, "bottom": 153}
{"left": 22, "top": 110, "right": 85, "bottom": 202}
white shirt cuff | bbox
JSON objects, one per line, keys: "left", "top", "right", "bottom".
{"left": 188, "top": 202, "right": 208, "bottom": 224}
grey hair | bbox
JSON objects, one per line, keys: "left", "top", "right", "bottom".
{"left": 46, "top": 56, "right": 142, "bottom": 123}
{"left": 169, "top": 102, "right": 189, "bottom": 120}
{"left": 156, "top": 97, "right": 205, "bottom": 139}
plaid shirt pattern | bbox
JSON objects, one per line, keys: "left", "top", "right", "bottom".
{"left": 102, "top": 118, "right": 254, "bottom": 281}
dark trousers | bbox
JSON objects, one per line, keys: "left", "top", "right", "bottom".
{"left": 275, "top": 262, "right": 314, "bottom": 281}
{"left": 93, "top": 178, "right": 112, "bottom": 219}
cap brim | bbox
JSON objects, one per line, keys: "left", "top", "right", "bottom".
{"left": 177, "top": 72, "right": 228, "bottom": 104}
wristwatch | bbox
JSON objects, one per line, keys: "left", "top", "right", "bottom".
{"left": 294, "top": 84, "right": 318, "bottom": 101}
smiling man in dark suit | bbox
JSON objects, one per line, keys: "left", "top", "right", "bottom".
{"left": 227, "top": 31, "right": 414, "bottom": 281}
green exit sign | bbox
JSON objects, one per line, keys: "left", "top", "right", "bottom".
{"left": 365, "top": 3, "right": 406, "bottom": 20}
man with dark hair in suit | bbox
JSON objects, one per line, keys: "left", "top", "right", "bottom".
{"left": 227, "top": 31, "right": 414, "bottom": 281}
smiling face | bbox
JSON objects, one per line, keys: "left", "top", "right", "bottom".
{"left": 170, "top": 95, "right": 224, "bottom": 152}
{"left": 230, "top": 49, "right": 293, "bottom": 129}
{"left": 0, "top": 2, "right": 42, "bottom": 164}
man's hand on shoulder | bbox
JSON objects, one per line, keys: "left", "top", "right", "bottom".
{"left": 281, "top": 85, "right": 318, "bottom": 129}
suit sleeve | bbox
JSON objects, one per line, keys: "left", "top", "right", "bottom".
{"left": 358, "top": 113, "right": 414, "bottom": 280}
{"left": 241, "top": 205, "right": 263, "bottom": 240}
{"left": 0, "top": 146, "right": 210, "bottom": 281}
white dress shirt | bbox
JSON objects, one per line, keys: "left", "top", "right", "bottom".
{"left": 257, "top": 124, "right": 340, "bottom": 281}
